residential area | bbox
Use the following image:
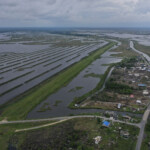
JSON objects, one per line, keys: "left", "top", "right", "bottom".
{"left": 81, "top": 56, "right": 150, "bottom": 115}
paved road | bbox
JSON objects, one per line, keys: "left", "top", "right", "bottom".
{"left": 135, "top": 105, "right": 150, "bottom": 150}
{"left": 0, "top": 115, "right": 139, "bottom": 126}
{"left": 12, "top": 115, "right": 141, "bottom": 132}
{"left": 130, "top": 41, "right": 150, "bottom": 150}
{"left": 130, "top": 41, "right": 150, "bottom": 65}
{"left": 15, "top": 115, "right": 140, "bottom": 132}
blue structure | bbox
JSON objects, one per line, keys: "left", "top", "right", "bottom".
{"left": 102, "top": 121, "right": 110, "bottom": 127}
{"left": 138, "top": 84, "right": 147, "bottom": 87}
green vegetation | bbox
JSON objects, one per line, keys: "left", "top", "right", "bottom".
{"left": 141, "top": 120, "right": 150, "bottom": 150}
{"left": 91, "top": 92, "right": 114, "bottom": 102}
{"left": 0, "top": 42, "right": 115, "bottom": 120}
{"left": 53, "top": 100, "right": 62, "bottom": 106}
{"left": 117, "top": 57, "right": 137, "bottom": 68}
{"left": 69, "top": 86, "right": 83, "bottom": 92}
{"left": 0, "top": 121, "right": 57, "bottom": 150}
{"left": 106, "top": 81, "right": 133, "bottom": 94}
{"left": 7, "top": 118, "right": 139, "bottom": 150}
{"left": 37, "top": 102, "right": 51, "bottom": 112}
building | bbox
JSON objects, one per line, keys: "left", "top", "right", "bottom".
{"left": 143, "top": 90, "right": 149, "bottom": 95}
{"left": 136, "top": 100, "right": 142, "bottom": 104}
{"left": 134, "top": 73, "right": 140, "bottom": 77}
{"left": 117, "top": 103, "right": 121, "bottom": 109}
{"left": 120, "top": 131, "right": 130, "bottom": 138}
{"left": 102, "top": 121, "right": 110, "bottom": 128}
{"left": 93, "top": 136, "right": 102, "bottom": 144}
{"left": 123, "top": 115, "right": 131, "bottom": 121}
{"left": 138, "top": 84, "right": 147, "bottom": 87}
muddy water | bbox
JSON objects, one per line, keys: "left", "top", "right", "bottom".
{"left": 27, "top": 50, "right": 122, "bottom": 119}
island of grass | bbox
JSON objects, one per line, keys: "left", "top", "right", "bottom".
{"left": 3, "top": 117, "right": 139, "bottom": 150}
{"left": 68, "top": 86, "right": 83, "bottom": 92}
{"left": 0, "top": 42, "right": 115, "bottom": 121}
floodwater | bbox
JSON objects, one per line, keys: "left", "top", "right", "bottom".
{"left": 0, "top": 41, "right": 108, "bottom": 104}
{"left": 27, "top": 49, "right": 122, "bottom": 119}
{"left": 105, "top": 33, "right": 150, "bottom": 46}
{"left": 0, "top": 43, "right": 50, "bottom": 53}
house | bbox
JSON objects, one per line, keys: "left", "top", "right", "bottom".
{"left": 120, "top": 131, "right": 130, "bottom": 138}
{"left": 74, "top": 104, "right": 79, "bottom": 107}
{"left": 130, "top": 94, "right": 134, "bottom": 99}
{"left": 123, "top": 115, "right": 131, "bottom": 121}
{"left": 143, "top": 90, "right": 149, "bottom": 95}
{"left": 134, "top": 73, "right": 139, "bottom": 77}
{"left": 117, "top": 103, "right": 121, "bottom": 109}
{"left": 141, "top": 67, "right": 146, "bottom": 71}
{"left": 136, "top": 100, "right": 142, "bottom": 104}
{"left": 102, "top": 121, "right": 110, "bottom": 128}
{"left": 138, "top": 84, "right": 147, "bottom": 87}
{"left": 93, "top": 136, "right": 102, "bottom": 144}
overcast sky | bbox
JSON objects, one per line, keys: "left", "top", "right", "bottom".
{"left": 0, "top": 0, "right": 150, "bottom": 27}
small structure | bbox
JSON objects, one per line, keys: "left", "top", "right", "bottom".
{"left": 123, "top": 115, "right": 131, "bottom": 121}
{"left": 105, "top": 111, "right": 115, "bottom": 117}
{"left": 74, "top": 104, "right": 79, "bottom": 107}
{"left": 102, "top": 121, "right": 110, "bottom": 128}
{"left": 134, "top": 73, "right": 139, "bottom": 77}
{"left": 130, "top": 94, "right": 134, "bottom": 99}
{"left": 117, "top": 103, "right": 121, "bottom": 109}
{"left": 143, "top": 90, "right": 149, "bottom": 95}
{"left": 93, "top": 136, "right": 102, "bottom": 144}
{"left": 120, "top": 131, "right": 130, "bottom": 138}
{"left": 136, "top": 100, "right": 142, "bottom": 104}
{"left": 138, "top": 84, "right": 147, "bottom": 87}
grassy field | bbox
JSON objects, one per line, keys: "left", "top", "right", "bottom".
{"left": 6, "top": 118, "right": 139, "bottom": 150}
{"left": 0, "top": 120, "right": 57, "bottom": 150}
{"left": 0, "top": 42, "right": 115, "bottom": 121}
{"left": 134, "top": 41, "right": 150, "bottom": 56}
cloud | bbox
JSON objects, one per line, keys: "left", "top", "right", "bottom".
{"left": 0, "top": 0, "right": 150, "bottom": 27}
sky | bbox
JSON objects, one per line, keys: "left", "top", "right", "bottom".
{"left": 0, "top": 0, "right": 150, "bottom": 28}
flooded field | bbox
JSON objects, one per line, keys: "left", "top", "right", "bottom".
{"left": 105, "top": 33, "right": 150, "bottom": 46}
{"left": 0, "top": 32, "right": 108, "bottom": 105}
